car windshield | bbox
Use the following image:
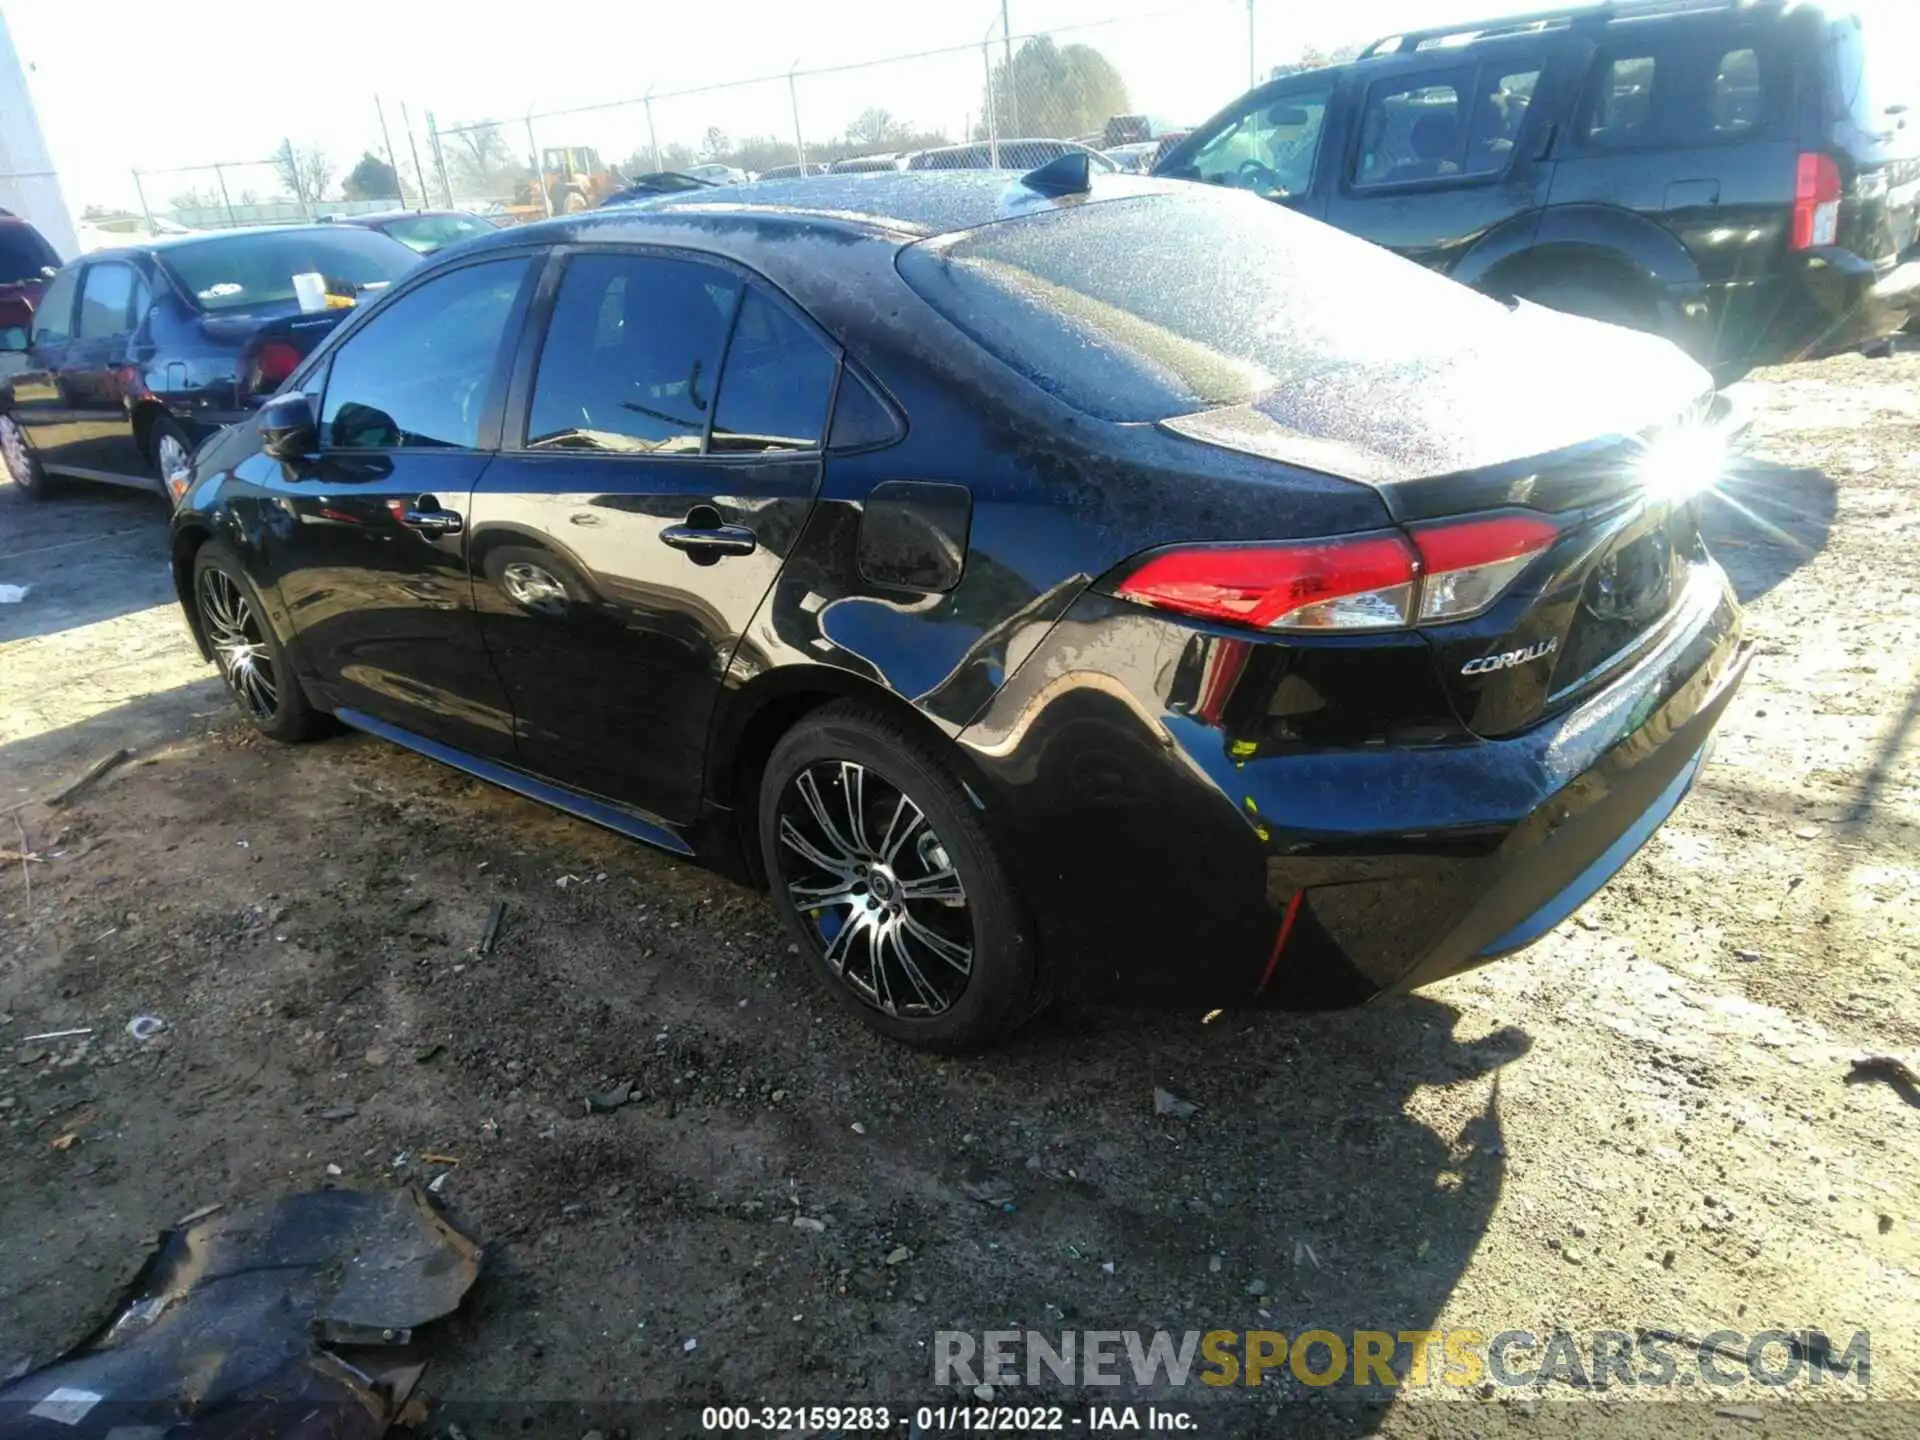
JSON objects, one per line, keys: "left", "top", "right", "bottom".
{"left": 377, "top": 213, "right": 496, "bottom": 254}
{"left": 897, "top": 186, "right": 1505, "bottom": 423}
{"left": 0, "top": 226, "right": 58, "bottom": 285}
{"left": 161, "top": 229, "right": 419, "bottom": 312}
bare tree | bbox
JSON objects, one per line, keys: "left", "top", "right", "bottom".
{"left": 847, "top": 107, "right": 908, "bottom": 150}
{"left": 272, "top": 140, "right": 333, "bottom": 205}
{"left": 446, "top": 122, "right": 515, "bottom": 191}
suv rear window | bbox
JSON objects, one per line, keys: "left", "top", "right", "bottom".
{"left": 896, "top": 187, "right": 1504, "bottom": 423}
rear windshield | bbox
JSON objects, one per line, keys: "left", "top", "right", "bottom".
{"left": 161, "top": 229, "right": 419, "bottom": 312}
{"left": 0, "top": 225, "right": 58, "bottom": 285}
{"left": 896, "top": 186, "right": 1505, "bottom": 422}
{"left": 377, "top": 213, "right": 498, "bottom": 254}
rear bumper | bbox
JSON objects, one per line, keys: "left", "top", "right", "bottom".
{"left": 959, "top": 563, "right": 1746, "bottom": 1009}
{"left": 1706, "top": 248, "right": 1918, "bottom": 368}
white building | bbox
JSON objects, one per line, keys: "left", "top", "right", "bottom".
{"left": 0, "top": 7, "right": 76, "bottom": 259}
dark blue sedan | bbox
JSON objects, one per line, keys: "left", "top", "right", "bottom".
{"left": 0, "top": 225, "right": 419, "bottom": 506}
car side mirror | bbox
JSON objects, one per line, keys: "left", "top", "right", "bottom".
{"left": 260, "top": 392, "right": 317, "bottom": 460}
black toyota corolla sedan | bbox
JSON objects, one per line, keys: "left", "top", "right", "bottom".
{"left": 167, "top": 164, "right": 1749, "bottom": 1050}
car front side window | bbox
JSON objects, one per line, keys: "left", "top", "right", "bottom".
{"left": 30, "top": 268, "right": 78, "bottom": 347}
{"left": 1171, "top": 82, "right": 1334, "bottom": 200}
{"left": 319, "top": 257, "right": 531, "bottom": 451}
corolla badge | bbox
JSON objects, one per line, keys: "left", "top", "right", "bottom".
{"left": 1461, "top": 636, "right": 1558, "bottom": 676}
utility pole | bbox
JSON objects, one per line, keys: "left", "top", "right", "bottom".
{"left": 402, "top": 103, "right": 429, "bottom": 213}
{"left": 375, "top": 96, "right": 407, "bottom": 206}
{"left": 788, "top": 65, "right": 806, "bottom": 169}
{"left": 131, "top": 169, "right": 153, "bottom": 231}
{"left": 644, "top": 89, "right": 662, "bottom": 172}
{"left": 213, "top": 163, "right": 237, "bottom": 228}
{"left": 1247, "top": 0, "right": 1257, "bottom": 91}
{"left": 426, "top": 111, "right": 454, "bottom": 207}
{"left": 1001, "top": 0, "right": 1016, "bottom": 135}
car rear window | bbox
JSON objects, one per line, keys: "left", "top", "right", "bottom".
{"left": 378, "top": 213, "right": 497, "bottom": 254}
{"left": 0, "top": 225, "right": 58, "bottom": 285}
{"left": 161, "top": 229, "right": 419, "bottom": 312}
{"left": 896, "top": 186, "right": 1505, "bottom": 423}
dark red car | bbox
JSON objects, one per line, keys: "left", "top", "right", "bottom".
{"left": 0, "top": 213, "right": 61, "bottom": 358}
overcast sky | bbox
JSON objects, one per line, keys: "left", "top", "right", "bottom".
{"left": 10, "top": 0, "right": 1584, "bottom": 212}
{"left": 8, "top": 0, "right": 1913, "bottom": 215}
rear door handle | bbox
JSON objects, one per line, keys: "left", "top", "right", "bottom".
{"left": 399, "top": 493, "right": 464, "bottom": 534}
{"left": 660, "top": 523, "right": 757, "bottom": 559}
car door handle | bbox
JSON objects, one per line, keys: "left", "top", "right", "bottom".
{"left": 660, "top": 523, "right": 757, "bottom": 558}
{"left": 400, "top": 495, "right": 464, "bottom": 534}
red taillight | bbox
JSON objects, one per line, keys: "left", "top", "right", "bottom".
{"left": 1791, "top": 152, "right": 1842, "bottom": 251}
{"left": 1112, "top": 513, "right": 1558, "bottom": 634}
{"left": 253, "top": 340, "right": 302, "bottom": 389}
{"left": 1115, "top": 531, "right": 1419, "bottom": 632}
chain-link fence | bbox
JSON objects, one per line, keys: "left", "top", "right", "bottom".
{"left": 120, "top": 7, "right": 1305, "bottom": 234}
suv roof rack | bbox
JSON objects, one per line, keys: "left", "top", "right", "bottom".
{"left": 1359, "top": 0, "right": 1784, "bottom": 59}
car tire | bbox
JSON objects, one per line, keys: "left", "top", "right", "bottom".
{"left": 758, "top": 702, "right": 1041, "bottom": 1052}
{"left": 0, "top": 412, "right": 54, "bottom": 501}
{"left": 150, "top": 414, "right": 193, "bottom": 509}
{"left": 192, "top": 540, "right": 331, "bottom": 744}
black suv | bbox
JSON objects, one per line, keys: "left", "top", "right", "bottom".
{"left": 1155, "top": 0, "right": 1919, "bottom": 377}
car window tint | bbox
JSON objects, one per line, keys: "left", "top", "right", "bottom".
{"left": 320, "top": 257, "right": 529, "bottom": 451}
{"left": 1711, "top": 49, "right": 1761, "bottom": 135}
{"left": 1586, "top": 55, "right": 1657, "bottom": 146}
{"left": 1355, "top": 73, "right": 1470, "bottom": 187}
{"left": 0, "top": 225, "right": 58, "bottom": 286}
{"left": 77, "top": 263, "right": 135, "bottom": 339}
{"left": 710, "top": 287, "right": 838, "bottom": 453}
{"left": 1464, "top": 67, "right": 1541, "bottom": 176}
{"left": 527, "top": 253, "right": 740, "bottom": 455}
{"left": 30, "top": 268, "right": 78, "bottom": 346}
{"left": 1168, "top": 82, "right": 1333, "bottom": 200}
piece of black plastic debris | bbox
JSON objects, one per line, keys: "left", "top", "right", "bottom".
{"left": 1847, "top": 1054, "right": 1920, "bottom": 1106}
{"left": 0, "top": 1186, "right": 480, "bottom": 1440}
{"left": 478, "top": 902, "right": 507, "bottom": 955}
{"left": 1019, "top": 151, "right": 1093, "bottom": 198}
{"left": 315, "top": 1106, "right": 359, "bottom": 1122}
{"left": 585, "top": 1081, "right": 633, "bottom": 1115}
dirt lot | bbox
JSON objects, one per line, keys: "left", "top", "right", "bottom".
{"left": 2, "top": 353, "right": 1917, "bottom": 1438}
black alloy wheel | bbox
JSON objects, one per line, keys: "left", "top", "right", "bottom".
{"left": 759, "top": 703, "right": 1042, "bottom": 1050}
{"left": 192, "top": 541, "right": 330, "bottom": 743}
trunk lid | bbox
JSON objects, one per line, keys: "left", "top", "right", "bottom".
{"left": 1159, "top": 306, "right": 1719, "bottom": 738}
{"left": 202, "top": 303, "right": 353, "bottom": 403}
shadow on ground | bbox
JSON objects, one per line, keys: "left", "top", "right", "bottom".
{"left": 1699, "top": 459, "right": 1837, "bottom": 605}
{"left": 0, "top": 481, "right": 176, "bottom": 644}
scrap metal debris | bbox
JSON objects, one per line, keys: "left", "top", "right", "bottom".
{"left": 0, "top": 1186, "right": 481, "bottom": 1440}
{"left": 43, "top": 750, "right": 133, "bottom": 810}
{"left": 477, "top": 901, "right": 507, "bottom": 956}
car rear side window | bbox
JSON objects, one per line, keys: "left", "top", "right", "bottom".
{"left": 1585, "top": 55, "right": 1658, "bottom": 147}
{"left": 77, "top": 263, "right": 135, "bottom": 340}
{"left": 1356, "top": 72, "right": 1472, "bottom": 186}
{"left": 710, "top": 287, "right": 838, "bottom": 453}
{"left": 30, "top": 268, "right": 77, "bottom": 346}
{"left": 320, "top": 257, "right": 530, "bottom": 451}
{"left": 1712, "top": 49, "right": 1761, "bottom": 135}
{"left": 0, "top": 226, "right": 58, "bottom": 286}
{"left": 527, "top": 253, "right": 740, "bottom": 454}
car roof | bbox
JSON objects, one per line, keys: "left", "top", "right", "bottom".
{"left": 486, "top": 171, "right": 1188, "bottom": 248}
{"left": 81, "top": 224, "right": 403, "bottom": 263}
{"left": 347, "top": 209, "right": 481, "bottom": 223}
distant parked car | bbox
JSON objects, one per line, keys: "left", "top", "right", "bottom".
{"left": 1103, "top": 142, "right": 1159, "bottom": 173}
{"left": 600, "top": 173, "right": 719, "bottom": 207}
{"left": 1154, "top": 0, "right": 1919, "bottom": 377}
{"left": 906, "top": 139, "right": 1118, "bottom": 172}
{"left": 686, "top": 162, "right": 750, "bottom": 184}
{"left": 0, "top": 225, "right": 420, "bottom": 505}
{"left": 758, "top": 163, "right": 829, "bottom": 180}
{"left": 330, "top": 209, "right": 501, "bottom": 255}
{"left": 827, "top": 154, "right": 904, "bottom": 174}
{"left": 0, "top": 214, "right": 62, "bottom": 381}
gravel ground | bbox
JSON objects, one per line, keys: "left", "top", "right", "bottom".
{"left": 1, "top": 351, "right": 1916, "bottom": 1438}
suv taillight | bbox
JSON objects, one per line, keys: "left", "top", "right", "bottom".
{"left": 1792, "top": 152, "right": 1842, "bottom": 250}
{"left": 1112, "top": 514, "right": 1559, "bottom": 634}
